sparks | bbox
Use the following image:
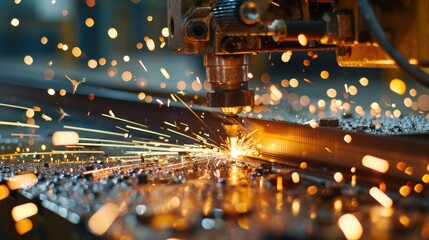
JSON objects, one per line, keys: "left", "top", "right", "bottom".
{"left": 139, "top": 59, "right": 148, "bottom": 72}
{"left": 64, "top": 125, "right": 126, "bottom": 137}
{"left": 0, "top": 121, "right": 39, "bottom": 129}
{"left": 65, "top": 75, "right": 86, "bottom": 94}
{"left": 102, "top": 113, "right": 148, "bottom": 128}
{"left": 126, "top": 125, "right": 170, "bottom": 138}
{"left": 57, "top": 106, "right": 70, "bottom": 122}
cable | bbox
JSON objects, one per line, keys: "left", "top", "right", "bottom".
{"left": 358, "top": 0, "right": 429, "bottom": 88}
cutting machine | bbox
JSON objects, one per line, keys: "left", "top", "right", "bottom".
{"left": 167, "top": 0, "right": 429, "bottom": 138}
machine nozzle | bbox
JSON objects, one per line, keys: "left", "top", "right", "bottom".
{"left": 204, "top": 54, "right": 253, "bottom": 140}
{"left": 204, "top": 54, "right": 254, "bottom": 112}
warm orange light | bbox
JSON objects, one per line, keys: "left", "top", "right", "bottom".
{"left": 121, "top": 71, "right": 133, "bottom": 82}
{"left": 343, "top": 134, "right": 352, "bottom": 143}
{"left": 107, "top": 28, "right": 118, "bottom": 39}
{"left": 15, "top": 218, "right": 33, "bottom": 235}
{"left": 226, "top": 136, "right": 237, "bottom": 155}
{"left": 414, "top": 184, "right": 423, "bottom": 193}
{"left": 7, "top": 174, "right": 38, "bottom": 190}
{"left": 399, "top": 185, "right": 411, "bottom": 197}
{"left": 362, "top": 155, "right": 389, "bottom": 173}
{"left": 297, "top": 34, "right": 308, "bottom": 46}
{"left": 52, "top": 131, "right": 79, "bottom": 146}
{"left": 320, "top": 70, "right": 329, "bottom": 79}
{"left": 85, "top": 18, "right": 95, "bottom": 27}
{"left": 72, "top": 47, "right": 82, "bottom": 57}
{"left": 369, "top": 187, "right": 393, "bottom": 208}
{"left": 12, "top": 203, "right": 38, "bottom": 222}
{"left": 88, "top": 203, "right": 119, "bottom": 236}
{"left": 338, "top": 213, "right": 363, "bottom": 240}
{"left": 334, "top": 172, "right": 344, "bottom": 183}
{"left": 281, "top": 51, "right": 292, "bottom": 62}
{"left": 291, "top": 172, "right": 300, "bottom": 184}
{"left": 389, "top": 78, "right": 406, "bottom": 95}
{"left": 276, "top": 176, "right": 283, "bottom": 191}
{"left": 23, "top": 55, "right": 33, "bottom": 65}
{"left": 306, "top": 186, "right": 318, "bottom": 195}
{"left": 0, "top": 185, "right": 10, "bottom": 200}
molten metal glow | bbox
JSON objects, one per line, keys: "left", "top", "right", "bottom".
{"left": 338, "top": 213, "right": 363, "bottom": 240}
{"left": 369, "top": 187, "right": 393, "bottom": 208}
{"left": 88, "top": 203, "right": 120, "bottom": 236}
{"left": 12, "top": 203, "right": 38, "bottom": 222}
{"left": 229, "top": 137, "right": 238, "bottom": 158}
{"left": 362, "top": 155, "right": 389, "bottom": 173}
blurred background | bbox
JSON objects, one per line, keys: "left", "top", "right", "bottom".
{"left": 0, "top": 0, "right": 428, "bottom": 157}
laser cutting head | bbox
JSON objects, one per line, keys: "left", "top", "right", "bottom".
{"left": 167, "top": 0, "right": 429, "bottom": 138}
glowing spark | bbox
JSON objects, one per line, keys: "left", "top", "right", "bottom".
{"left": 15, "top": 219, "right": 33, "bottom": 236}
{"left": 57, "top": 106, "right": 70, "bottom": 122}
{"left": 164, "top": 121, "right": 177, "bottom": 128}
{"left": 41, "top": 114, "right": 52, "bottom": 121}
{"left": 115, "top": 126, "right": 129, "bottom": 132}
{"left": 12, "top": 203, "right": 38, "bottom": 222}
{"left": 160, "top": 67, "right": 170, "bottom": 80}
{"left": 389, "top": 78, "right": 406, "bottom": 95}
{"left": 7, "top": 174, "right": 38, "bottom": 190}
{"left": 167, "top": 128, "right": 201, "bottom": 142}
{"left": 362, "top": 155, "right": 389, "bottom": 173}
{"left": 139, "top": 60, "right": 148, "bottom": 72}
{"left": 369, "top": 187, "right": 393, "bottom": 208}
{"left": 64, "top": 125, "right": 126, "bottom": 137}
{"left": 0, "top": 185, "right": 10, "bottom": 200}
{"left": 271, "top": 1, "right": 280, "bottom": 7}
{"left": 173, "top": 94, "right": 216, "bottom": 137}
{"left": 229, "top": 137, "right": 238, "bottom": 157}
{"left": 196, "top": 76, "right": 201, "bottom": 84}
{"left": 276, "top": 176, "right": 283, "bottom": 191}
{"left": 102, "top": 114, "right": 148, "bottom": 129}
{"left": 344, "top": 134, "right": 352, "bottom": 143}
{"left": 0, "top": 102, "right": 32, "bottom": 110}
{"left": 0, "top": 121, "right": 39, "bottom": 129}
{"left": 170, "top": 94, "right": 177, "bottom": 102}
{"left": 177, "top": 90, "right": 187, "bottom": 96}
{"left": 65, "top": 75, "right": 86, "bottom": 94}
{"left": 156, "top": 99, "right": 163, "bottom": 105}
{"left": 292, "top": 172, "right": 300, "bottom": 183}
{"left": 334, "top": 172, "right": 344, "bottom": 183}
{"left": 132, "top": 140, "right": 178, "bottom": 147}
{"left": 298, "top": 34, "right": 308, "bottom": 46}
{"left": 338, "top": 214, "right": 363, "bottom": 240}
{"left": 10, "top": 133, "right": 41, "bottom": 138}
{"left": 19, "top": 150, "right": 105, "bottom": 156}
{"left": 88, "top": 203, "right": 119, "bottom": 236}
{"left": 52, "top": 131, "right": 79, "bottom": 146}
{"left": 79, "top": 137, "right": 134, "bottom": 145}
{"left": 126, "top": 125, "right": 170, "bottom": 138}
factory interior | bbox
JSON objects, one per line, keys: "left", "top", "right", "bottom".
{"left": 0, "top": 0, "right": 428, "bottom": 239}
